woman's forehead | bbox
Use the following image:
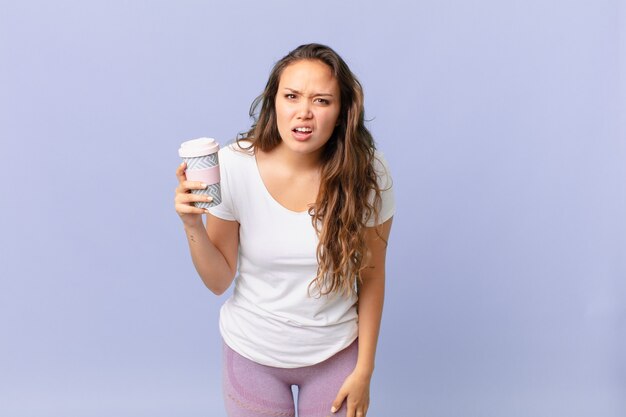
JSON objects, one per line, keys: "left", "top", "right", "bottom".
{"left": 278, "top": 60, "right": 338, "bottom": 93}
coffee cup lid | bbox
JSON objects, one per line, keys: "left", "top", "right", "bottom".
{"left": 178, "top": 137, "right": 220, "bottom": 157}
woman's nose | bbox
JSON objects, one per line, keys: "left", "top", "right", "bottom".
{"left": 296, "top": 101, "right": 313, "bottom": 119}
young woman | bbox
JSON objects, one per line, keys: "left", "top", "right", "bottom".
{"left": 174, "top": 43, "right": 395, "bottom": 417}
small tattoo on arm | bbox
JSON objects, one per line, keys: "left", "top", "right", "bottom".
{"left": 189, "top": 234, "right": 196, "bottom": 243}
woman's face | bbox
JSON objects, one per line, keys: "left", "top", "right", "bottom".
{"left": 275, "top": 59, "right": 341, "bottom": 158}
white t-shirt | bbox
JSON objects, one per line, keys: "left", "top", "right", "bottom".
{"left": 208, "top": 142, "right": 395, "bottom": 368}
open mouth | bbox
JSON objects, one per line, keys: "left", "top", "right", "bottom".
{"left": 291, "top": 126, "right": 313, "bottom": 141}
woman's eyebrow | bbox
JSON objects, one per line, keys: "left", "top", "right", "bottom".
{"left": 284, "top": 87, "right": 334, "bottom": 97}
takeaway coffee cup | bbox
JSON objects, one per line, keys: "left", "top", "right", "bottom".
{"left": 178, "top": 137, "right": 221, "bottom": 209}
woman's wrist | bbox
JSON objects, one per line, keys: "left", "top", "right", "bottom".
{"left": 354, "top": 362, "right": 374, "bottom": 378}
{"left": 182, "top": 216, "right": 205, "bottom": 232}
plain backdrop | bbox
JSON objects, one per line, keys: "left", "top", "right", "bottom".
{"left": 1, "top": 1, "right": 625, "bottom": 416}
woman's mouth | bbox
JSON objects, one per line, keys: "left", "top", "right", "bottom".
{"left": 292, "top": 127, "right": 313, "bottom": 141}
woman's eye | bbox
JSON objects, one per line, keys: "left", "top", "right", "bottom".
{"left": 315, "top": 98, "right": 329, "bottom": 104}
{"left": 285, "top": 94, "right": 296, "bottom": 99}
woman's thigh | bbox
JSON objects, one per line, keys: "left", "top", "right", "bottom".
{"left": 296, "top": 339, "right": 358, "bottom": 417}
{"left": 222, "top": 341, "right": 295, "bottom": 417}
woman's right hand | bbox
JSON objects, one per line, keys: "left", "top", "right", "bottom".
{"left": 174, "top": 161, "right": 213, "bottom": 226}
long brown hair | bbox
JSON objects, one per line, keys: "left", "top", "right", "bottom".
{"left": 238, "top": 43, "right": 383, "bottom": 298}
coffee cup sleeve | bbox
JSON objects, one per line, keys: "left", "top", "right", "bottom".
{"left": 185, "top": 166, "right": 221, "bottom": 185}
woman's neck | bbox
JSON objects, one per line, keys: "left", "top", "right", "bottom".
{"left": 265, "top": 142, "right": 323, "bottom": 173}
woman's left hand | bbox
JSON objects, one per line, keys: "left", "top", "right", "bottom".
{"left": 331, "top": 369, "right": 371, "bottom": 417}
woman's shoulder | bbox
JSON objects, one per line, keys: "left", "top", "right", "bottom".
{"left": 368, "top": 149, "right": 393, "bottom": 194}
{"left": 372, "top": 149, "right": 392, "bottom": 179}
{"left": 220, "top": 139, "right": 255, "bottom": 160}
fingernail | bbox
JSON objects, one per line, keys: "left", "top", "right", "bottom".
{"left": 201, "top": 183, "right": 208, "bottom": 188}
{"left": 205, "top": 209, "right": 210, "bottom": 213}
{"left": 331, "top": 406, "right": 337, "bottom": 413}
{"left": 206, "top": 196, "right": 213, "bottom": 202}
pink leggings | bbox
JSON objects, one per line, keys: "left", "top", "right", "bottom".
{"left": 222, "top": 339, "right": 358, "bottom": 417}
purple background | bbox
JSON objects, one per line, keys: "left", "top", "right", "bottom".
{"left": 1, "top": 1, "right": 624, "bottom": 416}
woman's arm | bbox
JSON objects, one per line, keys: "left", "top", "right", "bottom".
{"left": 331, "top": 217, "right": 393, "bottom": 416}
{"left": 175, "top": 162, "right": 239, "bottom": 295}
{"left": 355, "top": 216, "right": 393, "bottom": 376}
{"left": 183, "top": 213, "right": 239, "bottom": 295}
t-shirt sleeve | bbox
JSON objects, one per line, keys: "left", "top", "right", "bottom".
{"left": 207, "top": 147, "right": 238, "bottom": 222}
{"left": 366, "top": 151, "right": 396, "bottom": 227}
